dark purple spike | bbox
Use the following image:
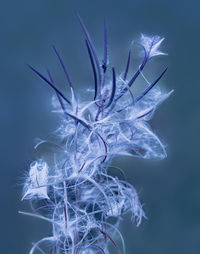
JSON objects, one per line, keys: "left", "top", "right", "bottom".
{"left": 47, "top": 70, "right": 68, "bottom": 114}
{"left": 98, "top": 228, "right": 119, "bottom": 250}
{"left": 65, "top": 111, "right": 91, "bottom": 130}
{"left": 127, "top": 47, "right": 147, "bottom": 86}
{"left": 27, "top": 64, "right": 71, "bottom": 105}
{"left": 122, "top": 49, "right": 134, "bottom": 100}
{"left": 108, "top": 49, "right": 158, "bottom": 113}
{"left": 47, "top": 70, "right": 90, "bottom": 129}
{"left": 136, "top": 108, "right": 153, "bottom": 119}
{"left": 52, "top": 45, "right": 77, "bottom": 100}
{"left": 114, "top": 53, "right": 148, "bottom": 102}
{"left": 105, "top": 51, "right": 132, "bottom": 113}
{"left": 123, "top": 49, "right": 131, "bottom": 80}
{"left": 76, "top": 12, "right": 102, "bottom": 88}
{"left": 105, "top": 68, "right": 116, "bottom": 108}
{"left": 85, "top": 39, "right": 98, "bottom": 100}
{"left": 96, "top": 133, "right": 108, "bottom": 163}
{"left": 135, "top": 67, "right": 168, "bottom": 103}
{"left": 47, "top": 69, "right": 54, "bottom": 83}
{"left": 125, "top": 53, "right": 147, "bottom": 90}
{"left": 102, "top": 19, "right": 108, "bottom": 73}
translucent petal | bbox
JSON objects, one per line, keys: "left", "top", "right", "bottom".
{"left": 140, "top": 34, "right": 167, "bottom": 58}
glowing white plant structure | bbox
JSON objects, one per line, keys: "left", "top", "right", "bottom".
{"left": 21, "top": 14, "right": 172, "bottom": 254}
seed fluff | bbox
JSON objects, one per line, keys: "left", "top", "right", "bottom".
{"left": 21, "top": 13, "right": 173, "bottom": 254}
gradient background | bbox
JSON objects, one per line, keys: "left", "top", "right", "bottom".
{"left": 0, "top": 0, "right": 199, "bottom": 253}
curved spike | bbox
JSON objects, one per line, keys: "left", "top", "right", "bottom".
{"left": 52, "top": 45, "right": 77, "bottom": 101}
{"left": 105, "top": 68, "right": 116, "bottom": 108}
{"left": 123, "top": 49, "right": 131, "bottom": 81}
{"left": 123, "top": 49, "right": 134, "bottom": 102}
{"left": 76, "top": 12, "right": 102, "bottom": 89}
{"left": 126, "top": 56, "right": 147, "bottom": 89}
{"left": 85, "top": 40, "right": 98, "bottom": 100}
{"left": 65, "top": 111, "right": 91, "bottom": 130}
{"left": 27, "top": 64, "right": 71, "bottom": 105}
{"left": 47, "top": 70, "right": 89, "bottom": 129}
{"left": 47, "top": 70, "right": 68, "bottom": 115}
{"left": 98, "top": 228, "right": 119, "bottom": 250}
{"left": 135, "top": 67, "right": 168, "bottom": 102}
{"left": 113, "top": 48, "right": 148, "bottom": 105}
{"left": 103, "top": 19, "right": 108, "bottom": 73}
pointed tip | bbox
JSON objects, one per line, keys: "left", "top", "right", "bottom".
{"left": 168, "top": 89, "right": 174, "bottom": 96}
{"left": 85, "top": 39, "right": 98, "bottom": 100}
{"left": 163, "top": 66, "right": 168, "bottom": 73}
{"left": 74, "top": 9, "right": 79, "bottom": 16}
{"left": 105, "top": 67, "right": 116, "bottom": 108}
{"left": 26, "top": 63, "right": 33, "bottom": 69}
{"left": 27, "top": 64, "right": 71, "bottom": 105}
{"left": 27, "top": 64, "right": 39, "bottom": 74}
{"left": 103, "top": 18, "right": 108, "bottom": 70}
{"left": 135, "top": 66, "right": 168, "bottom": 103}
{"left": 52, "top": 44, "right": 58, "bottom": 54}
{"left": 75, "top": 11, "right": 82, "bottom": 23}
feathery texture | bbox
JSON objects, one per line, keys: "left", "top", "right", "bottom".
{"left": 21, "top": 15, "right": 172, "bottom": 254}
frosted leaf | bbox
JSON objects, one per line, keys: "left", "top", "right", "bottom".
{"left": 140, "top": 34, "right": 167, "bottom": 58}
{"left": 22, "top": 160, "right": 49, "bottom": 200}
{"left": 106, "top": 198, "right": 125, "bottom": 217}
{"left": 131, "top": 122, "right": 166, "bottom": 159}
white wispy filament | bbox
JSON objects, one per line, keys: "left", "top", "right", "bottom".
{"left": 21, "top": 14, "right": 172, "bottom": 254}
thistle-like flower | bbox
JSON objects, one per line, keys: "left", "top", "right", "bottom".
{"left": 21, "top": 14, "right": 172, "bottom": 254}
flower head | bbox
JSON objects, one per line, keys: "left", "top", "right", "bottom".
{"left": 140, "top": 34, "right": 167, "bottom": 58}
{"left": 21, "top": 14, "right": 172, "bottom": 254}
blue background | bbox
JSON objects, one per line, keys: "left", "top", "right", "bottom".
{"left": 0, "top": 0, "right": 199, "bottom": 253}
